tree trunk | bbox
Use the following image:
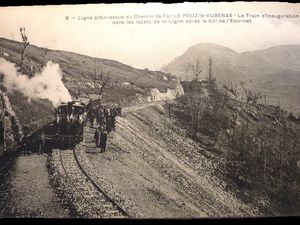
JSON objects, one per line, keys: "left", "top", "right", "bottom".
{"left": 20, "top": 43, "right": 29, "bottom": 73}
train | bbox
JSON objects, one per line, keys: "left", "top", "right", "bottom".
{"left": 43, "top": 98, "right": 91, "bottom": 148}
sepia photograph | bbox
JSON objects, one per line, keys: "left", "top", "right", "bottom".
{"left": 0, "top": 2, "right": 300, "bottom": 219}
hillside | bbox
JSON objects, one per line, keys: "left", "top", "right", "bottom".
{"left": 1, "top": 36, "right": 299, "bottom": 217}
{"left": 169, "top": 78, "right": 300, "bottom": 216}
{"left": 84, "top": 90, "right": 300, "bottom": 216}
{"left": 85, "top": 103, "right": 261, "bottom": 217}
{"left": 161, "top": 43, "right": 300, "bottom": 115}
{"left": 0, "top": 37, "right": 179, "bottom": 131}
{"left": 0, "top": 37, "right": 178, "bottom": 95}
{"left": 0, "top": 37, "right": 179, "bottom": 108}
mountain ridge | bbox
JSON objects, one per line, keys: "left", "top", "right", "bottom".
{"left": 0, "top": 37, "right": 178, "bottom": 94}
{"left": 161, "top": 43, "right": 300, "bottom": 115}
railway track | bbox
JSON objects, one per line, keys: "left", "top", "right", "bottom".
{"left": 56, "top": 148, "right": 131, "bottom": 218}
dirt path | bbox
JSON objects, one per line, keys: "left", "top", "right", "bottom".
{"left": 86, "top": 103, "right": 260, "bottom": 218}
{"left": 0, "top": 153, "right": 70, "bottom": 218}
{"left": 122, "top": 101, "right": 163, "bottom": 114}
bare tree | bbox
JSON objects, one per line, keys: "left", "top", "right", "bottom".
{"left": 207, "top": 57, "right": 218, "bottom": 98}
{"left": 93, "top": 70, "right": 111, "bottom": 101}
{"left": 263, "top": 93, "right": 267, "bottom": 106}
{"left": 182, "top": 57, "right": 190, "bottom": 82}
{"left": 91, "top": 57, "right": 112, "bottom": 102}
{"left": 181, "top": 57, "right": 191, "bottom": 93}
{"left": 184, "top": 58, "right": 203, "bottom": 140}
{"left": 208, "top": 56, "right": 213, "bottom": 80}
{"left": 244, "top": 89, "right": 261, "bottom": 104}
{"left": 19, "top": 27, "right": 30, "bottom": 73}
{"left": 191, "top": 59, "right": 202, "bottom": 81}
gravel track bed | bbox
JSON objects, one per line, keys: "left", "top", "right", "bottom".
{"left": 49, "top": 148, "right": 128, "bottom": 218}
{"left": 80, "top": 126, "right": 143, "bottom": 218}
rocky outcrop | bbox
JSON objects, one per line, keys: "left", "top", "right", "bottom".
{"left": 147, "top": 80, "right": 184, "bottom": 102}
{"left": 0, "top": 90, "right": 23, "bottom": 156}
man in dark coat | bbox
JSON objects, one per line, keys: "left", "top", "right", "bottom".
{"left": 20, "top": 132, "right": 30, "bottom": 156}
{"left": 110, "top": 113, "right": 116, "bottom": 132}
{"left": 117, "top": 105, "right": 122, "bottom": 117}
{"left": 99, "top": 123, "right": 108, "bottom": 153}
{"left": 103, "top": 108, "right": 109, "bottom": 121}
{"left": 37, "top": 131, "right": 45, "bottom": 154}
{"left": 106, "top": 115, "right": 113, "bottom": 134}
{"left": 89, "top": 110, "right": 94, "bottom": 127}
{"left": 113, "top": 106, "right": 118, "bottom": 117}
{"left": 94, "top": 128, "right": 100, "bottom": 147}
{"left": 100, "top": 109, "right": 104, "bottom": 125}
{"left": 95, "top": 109, "right": 99, "bottom": 126}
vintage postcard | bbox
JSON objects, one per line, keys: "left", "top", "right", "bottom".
{"left": 0, "top": 2, "right": 299, "bottom": 218}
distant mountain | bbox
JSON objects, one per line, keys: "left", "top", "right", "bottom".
{"left": 161, "top": 43, "right": 300, "bottom": 115}
{"left": 241, "top": 45, "right": 300, "bottom": 72}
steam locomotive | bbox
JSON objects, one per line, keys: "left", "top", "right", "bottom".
{"left": 44, "top": 99, "right": 90, "bottom": 148}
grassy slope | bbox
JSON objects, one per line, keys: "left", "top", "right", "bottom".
{"left": 0, "top": 37, "right": 177, "bottom": 131}
{"left": 6, "top": 90, "right": 54, "bottom": 133}
{"left": 0, "top": 37, "right": 177, "bottom": 93}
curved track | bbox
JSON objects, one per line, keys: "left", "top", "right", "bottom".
{"left": 57, "top": 148, "right": 131, "bottom": 218}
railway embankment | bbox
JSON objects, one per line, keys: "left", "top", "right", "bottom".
{"left": 86, "top": 102, "right": 261, "bottom": 217}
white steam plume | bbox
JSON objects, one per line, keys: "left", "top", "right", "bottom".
{"left": 0, "top": 57, "right": 72, "bottom": 107}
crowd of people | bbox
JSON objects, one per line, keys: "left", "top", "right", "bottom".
{"left": 89, "top": 104, "right": 122, "bottom": 153}
{"left": 19, "top": 127, "right": 45, "bottom": 156}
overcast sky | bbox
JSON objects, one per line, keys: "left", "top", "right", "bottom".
{"left": 0, "top": 2, "right": 300, "bottom": 70}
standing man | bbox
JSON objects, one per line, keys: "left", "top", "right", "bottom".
{"left": 98, "top": 108, "right": 104, "bottom": 126}
{"left": 106, "top": 114, "right": 112, "bottom": 134}
{"left": 94, "top": 127, "right": 100, "bottom": 148}
{"left": 110, "top": 112, "right": 116, "bottom": 132}
{"left": 95, "top": 109, "right": 99, "bottom": 126}
{"left": 104, "top": 107, "right": 109, "bottom": 121}
{"left": 89, "top": 109, "right": 94, "bottom": 127}
{"left": 38, "top": 130, "right": 45, "bottom": 154}
{"left": 117, "top": 105, "right": 122, "bottom": 117}
{"left": 20, "top": 131, "right": 30, "bottom": 156}
{"left": 99, "top": 122, "right": 108, "bottom": 153}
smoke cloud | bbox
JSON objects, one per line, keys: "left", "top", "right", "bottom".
{"left": 0, "top": 57, "right": 72, "bottom": 107}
